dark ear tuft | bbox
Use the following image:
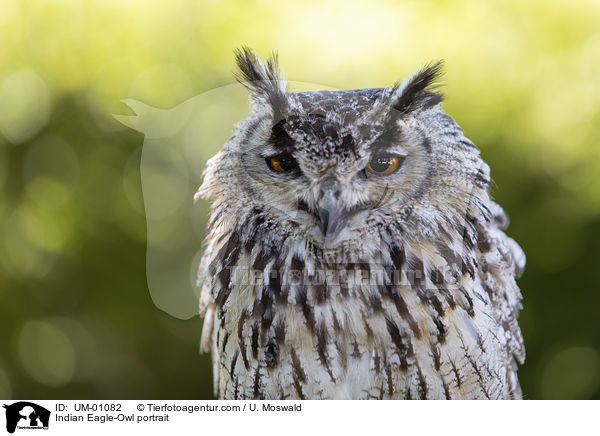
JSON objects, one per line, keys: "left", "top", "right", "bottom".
{"left": 392, "top": 61, "right": 444, "bottom": 115}
{"left": 234, "top": 46, "right": 287, "bottom": 118}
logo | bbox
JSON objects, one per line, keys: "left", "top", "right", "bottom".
{"left": 3, "top": 402, "right": 50, "bottom": 434}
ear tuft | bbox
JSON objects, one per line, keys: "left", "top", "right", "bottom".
{"left": 392, "top": 61, "right": 444, "bottom": 115}
{"left": 234, "top": 46, "right": 288, "bottom": 118}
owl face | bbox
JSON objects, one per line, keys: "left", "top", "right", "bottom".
{"left": 234, "top": 97, "right": 432, "bottom": 247}
{"left": 201, "top": 49, "right": 487, "bottom": 250}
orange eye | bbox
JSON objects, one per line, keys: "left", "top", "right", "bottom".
{"left": 366, "top": 154, "right": 403, "bottom": 175}
{"left": 267, "top": 154, "right": 298, "bottom": 172}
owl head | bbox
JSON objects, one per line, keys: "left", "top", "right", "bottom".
{"left": 198, "top": 48, "right": 490, "bottom": 253}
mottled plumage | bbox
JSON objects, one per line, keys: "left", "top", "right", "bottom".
{"left": 196, "top": 48, "right": 525, "bottom": 399}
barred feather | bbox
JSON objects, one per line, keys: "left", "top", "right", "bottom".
{"left": 196, "top": 51, "right": 525, "bottom": 399}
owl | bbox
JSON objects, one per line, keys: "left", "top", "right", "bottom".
{"left": 196, "top": 48, "right": 526, "bottom": 399}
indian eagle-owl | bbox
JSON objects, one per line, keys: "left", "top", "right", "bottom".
{"left": 196, "top": 48, "right": 526, "bottom": 399}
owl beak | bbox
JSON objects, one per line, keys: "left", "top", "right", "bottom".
{"left": 316, "top": 176, "right": 348, "bottom": 245}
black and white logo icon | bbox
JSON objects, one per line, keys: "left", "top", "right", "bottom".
{"left": 3, "top": 402, "right": 50, "bottom": 434}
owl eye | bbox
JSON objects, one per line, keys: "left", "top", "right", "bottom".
{"left": 267, "top": 154, "right": 298, "bottom": 172}
{"left": 366, "top": 153, "right": 403, "bottom": 175}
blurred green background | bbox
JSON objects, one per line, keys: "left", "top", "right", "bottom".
{"left": 1, "top": 0, "right": 600, "bottom": 400}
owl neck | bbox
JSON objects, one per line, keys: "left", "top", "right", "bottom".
{"left": 206, "top": 208, "right": 481, "bottom": 319}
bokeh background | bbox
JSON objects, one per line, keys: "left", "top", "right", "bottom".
{"left": 1, "top": 0, "right": 600, "bottom": 400}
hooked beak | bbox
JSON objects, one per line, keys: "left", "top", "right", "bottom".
{"left": 316, "top": 175, "right": 351, "bottom": 245}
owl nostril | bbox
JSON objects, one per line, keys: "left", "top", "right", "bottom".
{"left": 319, "top": 175, "right": 340, "bottom": 200}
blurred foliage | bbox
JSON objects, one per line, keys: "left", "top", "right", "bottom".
{"left": 0, "top": 0, "right": 599, "bottom": 400}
